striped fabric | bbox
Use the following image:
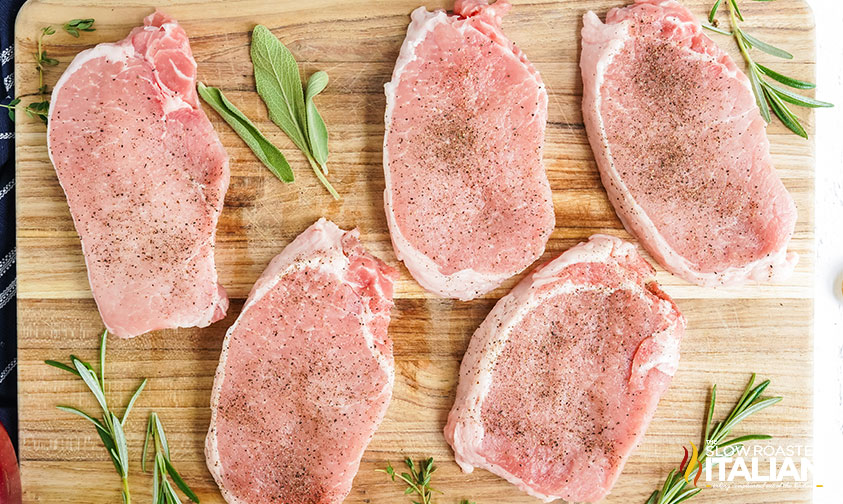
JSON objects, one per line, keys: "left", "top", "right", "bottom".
{"left": 1, "top": 0, "right": 27, "bottom": 453}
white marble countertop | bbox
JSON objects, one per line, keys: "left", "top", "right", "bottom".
{"left": 811, "top": 1, "right": 841, "bottom": 502}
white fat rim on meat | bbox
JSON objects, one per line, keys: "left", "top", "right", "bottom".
{"left": 205, "top": 218, "right": 394, "bottom": 504}
{"left": 382, "top": 7, "right": 545, "bottom": 301}
{"left": 448, "top": 235, "right": 682, "bottom": 502}
{"left": 46, "top": 20, "right": 219, "bottom": 338}
{"left": 582, "top": 8, "right": 797, "bottom": 287}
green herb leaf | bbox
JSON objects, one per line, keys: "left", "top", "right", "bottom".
{"left": 55, "top": 406, "right": 108, "bottom": 434}
{"left": 25, "top": 100, "right": 50, "bottom": 124}
{"left": 701, "top": 23, "right": 732, "bottom": 36}
{"left": 740, "top": 31, "right": 793, "bottom": 59}
{"left": 122, "top": 378, "right": 147, "bottom": 425}
{"left": 111, "top": 412, "right": 130, "bottom": 477}
{"left": 197, "top": 82, "right": 294, "bottom": 183}
{"left": 63, "top": 18, "right": 95, "bottom": 37}
{"left": 766, "top": 82, "right": 834, "bottom": 108}
{"left": 250, "top": 25, "right": 339, "bottom": 199}
{"left": 708, "top": 0, "right": 723, "bottom": 23}
{"left": 142, "top": 414, "right": 154, "bottom": 473}
{"left": 44, "top": 359, "right": 81, "bottom": 376}
{"left": 251, "top": 25, "right": 309, "bottom": 152}
{"left": 73, "top": 358, "right": 109, "bottom": 416}
{"left": 305, "top": 70, "right": 330, "bottom": 170}
{"left": 164, "top": 458, "right": 200, "bottom": 503}
{"left": 756, "top": 64, "right": 815, "bottom": 89}
{"left": 728, "top": 0, "right": 743, "bottom": 21}
{"left": 746, "top": 65, "right": 771, "bottom": 122}
{"left": 99, "top": 329, "right": 107, "bottom": 391}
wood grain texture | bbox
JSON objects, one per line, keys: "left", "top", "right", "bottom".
{"left": 15, "top": 0, "right": 815, "bottom": 502}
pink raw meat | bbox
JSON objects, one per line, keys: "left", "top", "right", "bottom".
{"left": 580, "top": 0, "right": 798, "bottom": 286}
{"left": 383, "top": 0, "right": 555, "bottom": 300}
{"left": 206, "top": 218, "right": 398, "bottom": 504}
{"left": 47, "top": 11, "right": 229, "bottom": 338}
{"left": 445, "top": 235, "right": 685, "bottom": 502}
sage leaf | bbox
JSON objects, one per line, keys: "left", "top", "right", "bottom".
{"left": 305, "top": 71, "right": 329, "bottom": 171}
{"left": 198, "top": 82, "right": 294, "bottom": 183}
{"left": 250, "top": 25, "right": 340, "bottom": 199}
{"left": 251, "top": 25, "right": 309, "bottom": 153}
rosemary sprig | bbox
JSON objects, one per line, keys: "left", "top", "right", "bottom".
{"left": 704, "top": 0, "right": 832, "bottom": 138}
{"left": 644, "top": 373, "right": 781, "bottom": 504}
{"left": 142, "top": 412, "right": 200, "bottom": 504}
{"left": 45, "top": 330, "right": 148, "bottom": 504}
{"left": 378, "top": 458, "right": 475, "bottom": 504}
{"left": 1, "top": 20, "right": 96, "bottom": 123}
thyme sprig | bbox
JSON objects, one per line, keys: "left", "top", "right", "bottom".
{"left": 644, "top": 373, "right": 781, "bottom": 504}
{"left": 1, "top": 19, "right": 96, "bottom": 123}
{"left": 378, "top": 457, "right": 475, "bottom": 504}
{"left": 45, "top": 330, "right": 148, "bottom": 504}
{"left": 704, "top": 0, "right": 832, "bottom": 138}
{"left": 63, "top": 19, "right": 96, "bottom": 38}
{"left": 142, "top": 412, "right": 200, "bottom": 504}
{"left": 379, "top": 458, "right": 440, "bottom": 504}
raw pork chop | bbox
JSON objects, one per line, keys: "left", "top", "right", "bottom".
{"left": 48, "top": 11, "right": 229, "bottom": 338}
{"left": 580, "top": 0, "right": 798, "bottom": 286}
{"left": 206, "top": 218, "right": 398, "bottom": 504}
{"left": 383, "top": 0, "right": 555, "bottom": 300}
{"left": 445, "top": 235, "right": 685, "bottom": 502}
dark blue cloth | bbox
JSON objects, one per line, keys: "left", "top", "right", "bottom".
{"left": 0, "top": 0, "right": 26, "bottom": 453}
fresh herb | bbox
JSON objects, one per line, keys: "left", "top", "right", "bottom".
{"left": 304, "top": 70, "right": 330, "bottom": 170}
{"left": 0, "top": 98, "right": 21, "bottom": 121}
{"left": 142, "top": 412, "right": 200, "bottom": 504}
{"left": 250, "top": 25, "right": 339, "bottom": 199}
{"left": 45, "top": 330, "right": 148, "bottom": 504}
{"left": 378, "top": 457, "right": 475, "bottom": 504}
{"left": 63, "top": 18, "right": 96, "bottom": 38}
{"left": 26, "top": 25, "right": 59, "bottom": 123}
{"left": 6, "top": 19, "right": 96, "bottom": 123}
{"left": 198, "top": 82, "right": 294, "bottom": 183}
{"left": 378, "top": 458, "right": 440, "bottom": 504}
{"left": 644, "top": 373, "right": 781, "bottom": 504}
{"left": 704, "top": 0, "right": 832, "bottom": 138}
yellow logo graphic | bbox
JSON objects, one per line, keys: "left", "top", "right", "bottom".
{"left": 683, "top": 442, "right": 700, "bottom": 485}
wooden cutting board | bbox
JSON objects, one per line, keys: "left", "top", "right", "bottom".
{"left": 14, "top": 0, "right": 816, "bottom": 502}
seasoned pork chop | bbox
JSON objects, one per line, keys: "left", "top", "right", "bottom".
{"left": 206, "top": 218, "right": 398, "bottom": 504}
{"left": 383, "top": 0, "right": 555, "bottom": 300}
{"left": 581, "top": 0, "right": 798, "bottom": 286}
{"left": 445, "top": 235, "right": 685, "bottom": 502}
{"left": 47, "top": 11, "right": 229, "bottom": 337}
